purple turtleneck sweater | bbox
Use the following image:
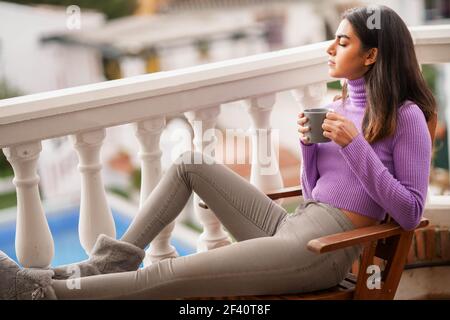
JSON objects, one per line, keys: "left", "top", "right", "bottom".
{"left": 300, "top": 77, "right": 432, "bottom": 230}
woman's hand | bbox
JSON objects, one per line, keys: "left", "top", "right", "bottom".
{"left": 297, "top": 112, "right": 311, "bottom": 145}
{"left": 322, "top": 111, "right": 359, "bottom": 147}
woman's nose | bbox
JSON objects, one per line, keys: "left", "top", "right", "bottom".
{"left": 327, "top": 41, "right": 336, "bottom": 56}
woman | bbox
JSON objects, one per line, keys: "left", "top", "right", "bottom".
{"left": 0, "top": 5, "right": 436, "bottom": 300}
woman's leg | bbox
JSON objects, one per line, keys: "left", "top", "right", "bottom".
{"left": 121, "top": 151, "right": 288, "bottom": 249}
{"left": 51, "top": 202, "right": 360, "bottom": 300}
{"left": 52, "top": 150, "right": 289, "bottom": 280}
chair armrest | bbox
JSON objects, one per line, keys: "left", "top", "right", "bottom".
{"left": 307, "top": 218, "right": 429, "bottom": 254}
{"left": 266, "top": 185, "right": 302, "bottom": 200}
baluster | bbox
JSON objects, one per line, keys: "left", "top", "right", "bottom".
{"left": 3, "top": 141, "right": 54, "bottom": 268}
{"left": 185, "top": 106, "right": 233, "bottom": 252}
{"left": 291, "top": 82, "right": 328, "bottom": 111}
{"left": 71, "top": 129, "right": 116, "bottom": 254}
{"left": 244, "top": 94, "right": 284, "bottom": 195}
{"left": 134, "top": 117, "right": 178, "bottom": 266}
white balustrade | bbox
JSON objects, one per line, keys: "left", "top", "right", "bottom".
{"left": 291, "top": 82, "right": 328, "bottom": 111}
{"left": 2, "top": 142, "right": 54, "bottom": 268}
{"left": 244, "top": 94, "right": 284, "bottom": 195}
{"left": 71, "top": 129, "right": 116, "bottom": 254}
{"left": 185, "top": 106, "right": 233, "bottom": 252}
{"left": 0, "top": 25, "right": 448, "bottom": 267}
{"left": 134, "top": 117, "right": 179, "bottom": 265}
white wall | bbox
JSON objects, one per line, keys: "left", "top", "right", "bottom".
{"left": 0, "top": 2, "right": 107, "bottom": 201}
{"left": 0, "top": 2, "right": 105, "bottom": 94}
{"left": 283, "top": 1, "right": 327, "bottom": 46}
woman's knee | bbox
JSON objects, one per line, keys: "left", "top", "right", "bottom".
{"left": 171, "top": 151, "right": 202, "bottom": 182}
{"left": 174, "top": 151, "right": 215, "bottom": 168}
{"left": 176, "top": 150, "right": 200, "bottom": 164}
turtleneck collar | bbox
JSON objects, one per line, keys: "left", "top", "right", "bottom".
{"left": 347, "top": 76, "right": 367, "bottom": 109}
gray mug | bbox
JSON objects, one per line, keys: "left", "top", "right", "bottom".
{"left": 303, "top": 108, "right": 333, "bottom": 143}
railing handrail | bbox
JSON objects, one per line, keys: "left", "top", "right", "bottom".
{"left": 409, "top": 24, "right": 450, "bottom": 44}
{"left": 0, "top": 41, "right": 330, "bottom": 122}
{"left": 0, "top": 24, "right": 449, "bottom": 148}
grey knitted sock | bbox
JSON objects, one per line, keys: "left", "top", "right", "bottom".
{"left": 16, "top": 268, "right": 56, "bottom": 300}
{"left": 52, "top": 234, "right": 145, "bottom": 280}
{"left": 0, "top": 250, "right": 20, "bottom": 300}
{"left": 0, "top": 250, "right": 56, "bottom": 300}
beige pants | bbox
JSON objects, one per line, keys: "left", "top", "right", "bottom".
{"left": 52, "top": 151, "right": 361, "bottom": 299}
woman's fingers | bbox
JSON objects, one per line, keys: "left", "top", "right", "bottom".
{"left": 298, "top": 112, "right": 307, "bottom": 120}
{"left": 321, "top": 122, "right": 329, "bottom": 131}
{"left": 298, "top": 112, "right": 311, "bottom": 144}
{"left": 300, "top": 136, "right": 310, "bottom": 144}
{"left": 297, "top": 113, "right": 309, "bottom": 138}
{"left": 297, "top": 116, "right": 308, "bottom": 125}
{"left": 298, "top": 126, "right": 310, "bottom": 134}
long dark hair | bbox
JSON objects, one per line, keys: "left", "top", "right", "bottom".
{"left": 337, "top": 5, "right": 437, "bottom": 144}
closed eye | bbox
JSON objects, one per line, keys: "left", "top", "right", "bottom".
{"left": 335, "top": 34, "right": 349, "bottom": 47}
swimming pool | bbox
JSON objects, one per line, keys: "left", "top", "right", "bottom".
{"left": 0, "top": 206, "right": 196, "bottom": 267}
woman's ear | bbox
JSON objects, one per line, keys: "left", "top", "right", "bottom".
{"left": 364, "top": 48, "right": 378, "bottom": 66}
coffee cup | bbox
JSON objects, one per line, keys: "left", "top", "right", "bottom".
{"left": 303, "top": 108, "right": 333, "bottom": 144}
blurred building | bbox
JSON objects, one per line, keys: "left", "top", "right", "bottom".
{"left": 42, "top": 11, "right": 268, "bottom": 78}
{"left": 0, "top": 1, "right": 105, "bottom": 94}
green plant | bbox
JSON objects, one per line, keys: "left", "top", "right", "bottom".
{"left": 421, "top": 64, "right": 437, "bottom": 94}
{"left": 0, "top": 191, "right": 17, "bottom": 210}
{"left": 131, "top": 167, "right": 141, "bottom": 191}
{"left": 107, "top": 186, "right": 130, "bottom": 200}
{"left": 327, "top": 80, "right": 342, "bottom": 90}
{"left": 282, "top": 201, "right": 300, "bottom": 215}
{"left": 0, "top": 153, "right": 13, "bottom": 178}
{"left": 0, "top": 80, "right": 22, "bottom": 100}
{"left": 182, "top": 220, "right": 203, "bottom": 234}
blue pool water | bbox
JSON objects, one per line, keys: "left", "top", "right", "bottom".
{"left": 0, "top": 206, "right": 196, "bottom": 267}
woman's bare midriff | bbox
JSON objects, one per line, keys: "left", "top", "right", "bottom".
{"left": 340, "top": 208, "right": 379, "bottom": 228}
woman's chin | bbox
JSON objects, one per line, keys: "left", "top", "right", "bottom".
{"left": 328, "top": 68, "right": 340, "bottom": 78}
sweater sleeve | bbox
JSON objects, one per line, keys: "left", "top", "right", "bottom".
{"left": 300, "top": 140, "right": 319, "bottom": 200}
{"left": 338, "top": 104, "right": 431, "bottom": 230}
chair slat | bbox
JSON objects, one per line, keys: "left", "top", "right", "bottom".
{"left": 266, "top": 185, "right": 302, "bottom": 200}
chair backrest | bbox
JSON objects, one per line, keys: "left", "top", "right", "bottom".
{"left": 353, "top": 110, "right": 438, "bottom": 300}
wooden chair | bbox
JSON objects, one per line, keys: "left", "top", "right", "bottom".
{"left": 191, "top": 111, "right": 438, "bottom": 300}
